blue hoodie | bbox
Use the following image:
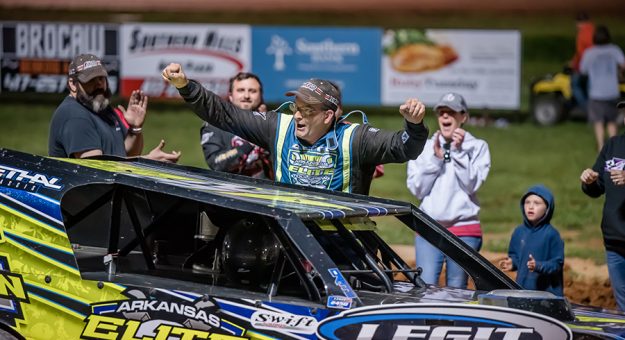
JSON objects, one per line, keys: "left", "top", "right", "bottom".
{"left": 507, "top": 185, "right": 564, "bottom": 296}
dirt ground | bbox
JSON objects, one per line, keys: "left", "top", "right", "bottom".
{"left": 393, "top": 245, "right": 616, "bottom": 310}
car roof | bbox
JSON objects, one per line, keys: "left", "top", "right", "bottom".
{"left": 1, "top": 149, "right": 410, "bottom": 220}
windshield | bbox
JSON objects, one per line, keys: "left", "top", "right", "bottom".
{"left": 303, "top": 217, "right": 424, "bottom": 294}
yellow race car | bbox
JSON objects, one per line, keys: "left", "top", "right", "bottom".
{"left": 1, "top": 148, "right": 624, "bottom": 339}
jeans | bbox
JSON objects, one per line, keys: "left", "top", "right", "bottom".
{"left": 606, "top": 250, "right": 625, "bottom": 311}
{"left": 415, "top": 235, "right": 482, "bottom": 289}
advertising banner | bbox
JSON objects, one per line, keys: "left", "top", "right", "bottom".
{"left": 120, "top": 23, "right": 251, "bottom": 98}
{"left": 0, "top": 22, "right": 119, "bottom": 94}
{"left": 252, "top": 27, "right": 381, "bottom": 106}
{"left": 381, "top": 29, "right": 521, "bottom": 110}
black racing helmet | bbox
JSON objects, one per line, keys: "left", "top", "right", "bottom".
{"left": 221, "top": 217, "right": 280, "bottom": 286}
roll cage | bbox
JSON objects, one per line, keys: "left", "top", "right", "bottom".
{"left": 62, "top": 184, "right": 518, "bottom": 308}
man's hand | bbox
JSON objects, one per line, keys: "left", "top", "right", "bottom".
{"left": 451, "top": 128, "right": 466, "bottom": 148}
{"left": 527, "top": 254, "right": 536, "bottom": 272}
{"left": 499, "top": 257, "right": 513, "bottom": 272}
{"left": 145, "top": 140, "right": 181, "bottom": 163}
{"left": 119, "top": 90, "right": 148, "bottom": 128}
{"left": 580, "top": 168, "right": 599, "bottom": 184}
{"left": 399, "top": 98, "right": 426, "bottom": 124}
{"left": 161, "top": 63, "right": 189, "bottom": 89}
{"left": 610, "top": 169, "right": 625, "bottom": 186}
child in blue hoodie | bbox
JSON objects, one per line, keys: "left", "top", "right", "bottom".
{"left": 499, "top": 184, "right": 565, "bottom": 296}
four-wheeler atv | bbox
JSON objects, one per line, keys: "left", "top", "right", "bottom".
{"left": 530, "top": 68, "right": 625, "bottom": 126}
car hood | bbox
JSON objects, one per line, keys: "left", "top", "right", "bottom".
{"left": 353, "top": 283, "right": 625, "bottom": 338}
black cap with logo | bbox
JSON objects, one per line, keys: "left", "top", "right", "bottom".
{"left": 285, "top": 79, "right": 341, "bottom": 111}
{"left": 68, "top": 54, "right": 108, "bottom": 83}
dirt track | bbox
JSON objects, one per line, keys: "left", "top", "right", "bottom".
{"left": 393, "top": 245, "right": 617, "bottom": 310}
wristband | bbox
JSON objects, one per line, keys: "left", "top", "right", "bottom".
{"left": 130, "top": 127, "right": 143, "bottom": 135}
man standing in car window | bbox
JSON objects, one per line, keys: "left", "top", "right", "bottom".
{"left": 163, "top": 62, "right": 428, "bottom": 195}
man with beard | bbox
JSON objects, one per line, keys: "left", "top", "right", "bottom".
{"left": 199, "top": 72, "right": 273, "bottom": 179}
{"left": 48, "top": 54, "right": 181, "bottom": 162}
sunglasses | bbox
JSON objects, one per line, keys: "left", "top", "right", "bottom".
{"left": 289, "top": 102, "right": 321, "bottom": 117}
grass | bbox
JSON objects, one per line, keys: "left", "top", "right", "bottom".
{"left": 0, "top": 102, "right": 614, "bottom": 263}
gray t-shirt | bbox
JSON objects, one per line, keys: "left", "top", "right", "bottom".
{"left": 580, "top": 44, "right": 625, "bottom": 100}
{"left": 48, "top": 96, "right": 128, "bottom": 158}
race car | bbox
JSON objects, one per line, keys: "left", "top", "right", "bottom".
{"left": 0, "top": 148, "right": 624, "bottom": 340}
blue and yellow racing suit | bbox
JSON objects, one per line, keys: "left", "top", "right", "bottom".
{"left": 179, "top": 80, "right": 428, "bottom": 195}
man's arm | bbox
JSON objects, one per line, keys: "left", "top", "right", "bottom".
{"left": 581, "top": 146, "right": 607, "bottom": 198}
{"left": 357, "top": 98, "right": 428, "bottom": 165}
{"left": 143, "top": 140, "right": 181, "bottom": 163}
{"left": 119, "top": 90, "right": 148, "bottom": 157}
{"left": 72, "top": 149, "right": 103, "bottom": 158}
{"left": 124, "top": 132, "right": 143, "bottom": 157}
{"left": 201, "top": 123, "right": 254, "bottom": 172}
{"left": 60, "top": 116, "right": 108, "bottom": 158}
{"left": 115, "top": 102, "right": 180, "bottom": 163}
{"left": 581, "top": 172, "right": 604, "bottom": 198}
{"left": 359, "top": 120, "right": 429, "bottom": 166}
{"left": 162, "top": 63, "right": 274, "bottom": 149}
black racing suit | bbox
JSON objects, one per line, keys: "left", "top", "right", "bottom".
{"left": 200, "top": 122, "right": 273, "bottom": 179}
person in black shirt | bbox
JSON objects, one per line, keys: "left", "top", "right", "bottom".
{"left": 49, "top": 54, "right": 180, "bottom": 162}
{"left": 580, "top": 100, "right": 625, "bottom": 311}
